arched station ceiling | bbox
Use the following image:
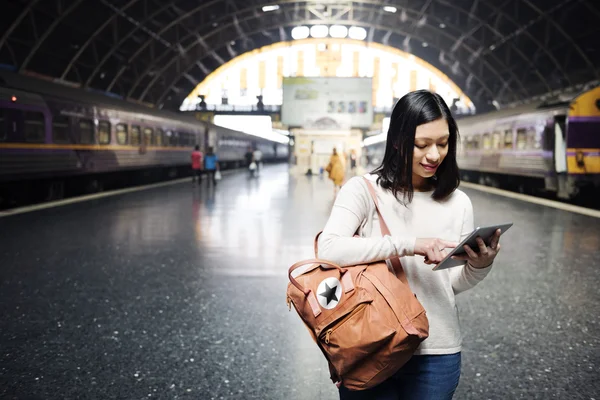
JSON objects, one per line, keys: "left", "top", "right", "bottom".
{"left": 1, "top": 0, "right": 599, "bottom": 113}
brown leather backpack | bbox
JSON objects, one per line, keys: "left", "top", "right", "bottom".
{"left": 286, "top": 178, "right": 429, "bottom": 390}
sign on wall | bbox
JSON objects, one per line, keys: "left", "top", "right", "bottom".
{"left": 281, "top": 77, "right": 373, "bottom": 129}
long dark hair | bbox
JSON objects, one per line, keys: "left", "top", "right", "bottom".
{"left": 372, "top": 90, "right": 460, "bottom": 203}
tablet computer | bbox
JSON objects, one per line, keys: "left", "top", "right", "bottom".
{"left": 432, "top": 223, "right": 513, "bottom": 271}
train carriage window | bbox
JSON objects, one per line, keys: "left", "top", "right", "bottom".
{"left": 155, "top": 128, "right": 164, "bottom": 146}
{"left": 116, "top": 123, "right": 128, "bottom": 145}
{"left": 143, "top": 127, "right": 153, "bottom": 146}
{"left": 504, "top": 130, "right": 513, "bottom": 149}
{"left": 24, "top": 111, "right": 46, "bottom": 142}
{"left": 529, "top": 127, "right": 542, "bottom": 149}
{"left": 482, "top": 133, "right": 492, "bottom": 150}
{"left": 0, "top": 108, "right": 8, "bottom": 141}
{"left": 492, "top": 131, "right": 501, "bottom": 149}
{"left": 165, "top": 130, "right": 173, "bottom": 146}
{"left": 52, "top": 115, "right": 70, "bottom": 143}
{"left": 465, "top": 136, "right": 473, "bottom": 150}
{"left": 516, "top": 128, "right": 528, "bottom": 150}
{"left": 98, "top": 120, "right": 111, "bottom": 144}
{"left": 79, "top": 119, "right": 95, "bottom": 144}
{"left": 472, "top": 134, "right": 481, "bottom": 149}
{"left": 180, "top": 132, "right": 188, "bottom": 146}
{"left": 182, "top": 132, "right": 192, "bottom": 146}
{"left": 131, "top": 125, "right": 141, "bottom": 146}
{"left": 171, "top": 131, "right": 179, "bottom": 146}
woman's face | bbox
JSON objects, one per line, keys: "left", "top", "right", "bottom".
{"left": 412, "top": 118, "right": 450, "bottom": 187}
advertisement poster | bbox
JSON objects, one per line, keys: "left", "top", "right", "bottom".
{"left": 281, "top": 77, "right": 373, "bottom": 129}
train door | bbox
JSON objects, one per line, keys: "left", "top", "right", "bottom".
{"left": 554, "top": 116, "right": 567, "bottom": 173}
{"left": 552, "top": 115, "right": 571, "bottom": 198}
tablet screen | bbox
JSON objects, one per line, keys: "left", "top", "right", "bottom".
{"left": 432, "top": 223, "right": 513, "bottom": 271}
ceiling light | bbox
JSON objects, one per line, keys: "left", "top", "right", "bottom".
{"left": 439, "top": 23, "right": 446, "bottom": 28}
{"left": 291, "top": 26, "right": 309, "bottom": 40}
{"left": 262, "top": 5, "right": 279, "bottom": 12}
{"left": 383, "top": 6, "right": 397, "bottom": 13}
{"left": 329, "top": 25, "right": 348, "bottom": 38}
{"left": 310, "top": 25, "right": 329, "bottom": 38}
{"left": 348, "top": 26, "right": 367, "bottom": 40}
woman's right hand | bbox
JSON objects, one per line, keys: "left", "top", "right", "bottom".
{"left": 414, "top": 238, "right": 458, "bottom": 265}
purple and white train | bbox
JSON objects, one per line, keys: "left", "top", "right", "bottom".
{"left": 365, "top": 85, "right": 600, "bottom": 200}
{"left": 0, "top": 71, "right": 288, "bottom": 207}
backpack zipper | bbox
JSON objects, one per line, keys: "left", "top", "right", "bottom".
{"left": 322, "top": 302, "right": 368, "bottom": 344}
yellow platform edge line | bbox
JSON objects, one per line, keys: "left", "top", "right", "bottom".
{"left": 0, "top": 177, "right": 190, "bottom": 218}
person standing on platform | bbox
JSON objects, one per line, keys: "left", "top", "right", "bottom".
{"left": 318, "top": 90, "right": 503, "bottom": 400}
{"left": 349, "top": 149, "right": 358, "bottom": 176}
{"left": 245, "top": 146, "right": 254, "bottom": 167}
{"left": 191, "top": 145, "right": 203, "bottom": 184}
{"left": 252, "top": 146, "right": 263, "bottom": 176}
{"left": 245, "top": 146, "right": 255, "bottom": 178}
{"left": 325, "top": 148, "right": 345, "bottom": 194}
{"left": 204, "top": 146, "right": 219, "bottom": 187}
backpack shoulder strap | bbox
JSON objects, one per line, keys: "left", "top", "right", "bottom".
{"left": 362, "top": 177, "right": 408, "bottom": 284}
{"left": 314, "top": 231, "right": 322, "bottom": 258}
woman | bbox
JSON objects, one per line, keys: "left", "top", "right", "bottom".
{"left": 326, "top": 148, "right": 345, "bottom": 194}
{"left": 318, "top": 90, "right": 502, "bottom": 400}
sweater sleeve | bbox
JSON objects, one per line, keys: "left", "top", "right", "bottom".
{"left": 449, "top": 193, "right": 493, "bottom": 295}
{"left": 317, "top": 178, "right": 416, "bottom": 267}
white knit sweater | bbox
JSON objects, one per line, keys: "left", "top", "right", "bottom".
{"left": 318, "top": 173, "right": 494, "bottom": 355}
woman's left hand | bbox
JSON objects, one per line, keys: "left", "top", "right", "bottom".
{"left": 451, "top": 229, "right": 502, "bottom": 269}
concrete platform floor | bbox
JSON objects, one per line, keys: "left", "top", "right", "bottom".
{"left": 0, "top": 164, "right": 598, "bottom": 400}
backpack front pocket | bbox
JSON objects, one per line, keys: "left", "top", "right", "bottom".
{"left": 319, "top": 301, "right": 396, "bottom": 376}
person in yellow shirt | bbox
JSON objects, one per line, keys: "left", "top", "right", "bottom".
{"left": 326, "top": 148, "right": 345, "bottom": 194}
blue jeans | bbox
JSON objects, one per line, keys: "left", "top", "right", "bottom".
{"left": 338, "top": 353, "right": 461, "bottom": 400}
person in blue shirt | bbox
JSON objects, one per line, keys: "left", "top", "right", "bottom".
{"left": 204, "top": 146, "right": 219, "bottom": 186}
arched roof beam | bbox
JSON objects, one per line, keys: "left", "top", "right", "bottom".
{"left": 0, "top": 0, "right": 41, "bottom": 51}
{"left": 59, "top": 0, "right": 143, "bottom": 81}
{"left": 137, "top": 17, "right": 528, "bottom": 107}
{"left": 127, "top": 1, "right": 532, "bottom": 105}
{"left": 437, "top": 0, "right": 557, "bottom": 92}
{"left": 83, "top": 0, "right": 188, "bottom": 89}
{"left": 19, "top": 0, "right": 86, "bottom": 72}
{"left": 452, "top": 0, "right": 573, "bottom": 86}
{"left": 521, "top": 0, "right": 597, "bottom": 78}
{"left": 148, "top": 18, "right": 500, "bottom": 107}
{"left": 105, "top": 0, "right": 226, "bottom": 92}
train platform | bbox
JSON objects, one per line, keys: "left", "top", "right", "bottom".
{"left": 1, "top": 164, "right": 599, "bottom": 400}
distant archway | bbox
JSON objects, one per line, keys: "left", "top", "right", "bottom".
{"left": 181, "top": 38, "right": 474, "bottom": 115}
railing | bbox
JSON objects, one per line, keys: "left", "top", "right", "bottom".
{"left": 181, "top": 104, "right": 281, "bottom": 113}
